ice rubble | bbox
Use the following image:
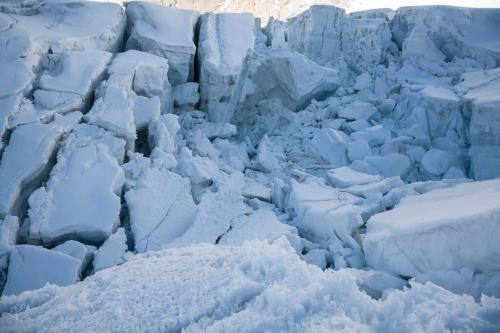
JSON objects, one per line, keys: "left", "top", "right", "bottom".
{"left": 0, "top": 0, "right": 500, "bottom": 329}
{"left": 1, "top": 241, "right": 499, "bottom": 332}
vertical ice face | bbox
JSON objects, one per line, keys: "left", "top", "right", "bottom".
{"left": 198, "top": 12, "right": 255, "bottom": 123}
{"left": 126, "top": 2, "right": 199, "bottom": 85}
{"left": 286, "top": 5, "right": 345, "bottom": 66}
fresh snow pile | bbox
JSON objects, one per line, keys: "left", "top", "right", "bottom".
{"left": 1, "top": 241, "right": 500, "bottom": 332}
{"left": 1, "top": 0, "right": 500, "bottom": 330}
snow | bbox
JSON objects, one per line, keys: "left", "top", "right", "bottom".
{"left": 2, "top": 245, "right": 80, "bottom": 296}
{"left": 1, "top": 241, "right": 499, "bottom": 332}
{"left": 198, "top": 12, "right": 255, "bottom": 123}
{"left": 126, "top": 1, "right": 199, "bottom": 85}
{"left": 28, "top": 124, "right": 125, "bottom": 245}
{"left": 364, "top": 179, "right": 500, "bottom": 280}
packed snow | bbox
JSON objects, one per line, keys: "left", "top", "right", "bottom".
{"left": 0, "top": 0, "right": 500, "bottom": 331}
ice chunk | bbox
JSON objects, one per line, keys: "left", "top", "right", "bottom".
{"left": 198, "top": 12, "right": 255, "bottom": 123}
{"left": 0, "top": 113, "right": 81, "bottom": 218}
{"left": 365, "top": 153, "right": 410, "bottom": 178}
{"left": 93, "top": 228, "right": 128, "bottom": 272}
{"left": 364, "top": 179, "right": 500, "bottom": 278}
{"left": 253, "top": 51, "right": 339, "bottom": 111}
{"left": 287, "top": 178, "right": 363, "bottom": 265}
{"left": 327, "top": 167, "right": 382, "bottom": 188}
{"left": 255, "top": 135, "right": 281, "bottom": 173}
{"left": 3, "top": 245, "right": 80, "bottom": 296}
{"left": 338, "top": 101, "right": 377, "bottom": 120}
{"left": 148, "top": 114, "right": 180, "bottom": 154}
{"left": 351, "top": 125, "right": 391, "bottom": 146}
{"left": 28, "top": 124, "right": 125, "bottom": 245}
{"left": 341, "top": 177, "right": 404, "bottom": 199}
{"left": 52, "top": 240, "right": 95, "bottom": 277}
{"left": 125, "top": 167, "right": 197, "bottom": 253}
{"left": 38, "top": 50, "right": 112, "bottom": 111}
{"left": 347, "top": 139, "right": 372, "bottom": 161}
{"left": 420, "top": 148, "right": 457, "bottom": 176}
{"left": 218, "top": 210, "right": 297, "bottom": 246}
{"left": 173, "top": 82, "right": 200, "bottom": 107}
{"left": 133, "top": 95, "right": 161, "bottom": 131}
{"left": 309, "top": 128, "right": 348, "bottom": 168}
{"left": 286, "top": 5, "right": 345, "bottom": 65}
{"left": 126, "top": 2, "right": 199, "bottom": 85}
{"left": 347, "top": 268, "right": 407, "bottom": 299}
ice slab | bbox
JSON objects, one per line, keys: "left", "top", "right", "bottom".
{"left": 93, "top": 228, "right": 128, "bottom": 272}
{"left": 327, "top": 166, "right": 382, "bottom": 188}
{"left": 253, "top": 51, "right": 339, "bottom": 111}
{"left": 364, "top": 179, "right": 500, "bottom": 277}
{"left": 0, "top": 113, "right": 82, "bottom": 218}
{"left": 28, "top": 124, "right": 125, "bottom": 245}
{"left": 126, "top": 2, "right": 199, "bottom": 85}
{"left": 3, "top": 245, "right": 80, "bottom": 296}
{"left": 198, "top": 12, "right": 255, "bottom": 123}
{"left": 125, "top": 166, "right": 197, "bottom": 253}
{"left": 309, "top": 128, "right": 348, "bottom": 168}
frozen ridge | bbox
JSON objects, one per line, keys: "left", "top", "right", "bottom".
{"left": 0, "top": 0, "right": 500, "bottom": 331}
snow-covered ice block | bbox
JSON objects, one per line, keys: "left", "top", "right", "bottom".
{"left": 165, "top": 174, "right": 247, "bottom": 247}
{"left": 85, "top": 77, "right": 136, "bottom": 146}
{"left": 198, "top": 12, "right": 255, "bottom": 123}
{"left": 338, "top": 101, "right": 377, "bottom": 120}
{"left": 1, "top": 241, "right": 499, "bottom": 332}
{"left": 126, "top": 2, "right": 199, "bottom": 85}
{"left": 125, "top": 167, "right": 197, "bottom": 253}
{"left": 327, "top": 167, "right": 382, "bottom": 188}
{"left": 3, "top": 245, "right": 80, "bottom": 296}
{"left": 309, "top": 128, "right": 348, "bottom": 167}
{"left": 286, "top": 5, "right": 345, "bottom": 65}
{"left": 107, "top": 50, "right": 173, "bottom": 113}
{"left": 341, "top": 176, "right": 404, "bottom": 199}
{"left": 364, "top": 179, "right": 500, "bottom": 277}
{"left": 0, "top": 1, "right": 126, "bottom": 53}
{"left": 93, "top": 228, "right": 128, "bottom": 272}
{"left": 218, "top": 210, "right": 298, "bottom": 246}
{"left": 28, "top": 124, "right": 125, "bottom": 245}
{"left": 287, "top": 179, "right": 362, "bottom": 256}
{"left": 365, "top": 153, "right": 410, "bottom": 178}
{"left": 53, "top": 240, "right": 95, "bottom": 277}
{"left": 0, "top": 113, "right": 81, "bottom": 218}
{"left": 38, "top": 50, "right": 112, "bottom": 111}
{"left": 253, "top": 51, "right": 339, "bottom": 111}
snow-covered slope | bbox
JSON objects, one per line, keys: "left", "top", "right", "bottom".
{"left": 0, "top": 0, "right": 500, "bottom": 331}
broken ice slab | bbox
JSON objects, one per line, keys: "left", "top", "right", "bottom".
{"left": 364, "top": 179, "right": 500, "bottom": 278}
{"left": 93, "top": 228, "right": 129, "bottom": 272}
{"left": 253, "top": 51, "right": 340, "bottom": 111}
{"left": 28, "top": 124, "right": 125, "bottom": 246}
{"left": 125, "top": 166, "right": 197, "bottom": 253}
{"left": 0, "top": 112, "right": 82, "bottom": 218}
{"left": 327, "top": 166, "right": 382, "bottom": 188}
{"left": 126, "top": 2, "right": 199, "bottom": 85}
{"left": 308, "top": 128, "right": 349, "bottom": 168}
{"left": 3, "top": 245, "right": 81, "bottom": 296}
{"left": 198, "top": 12, "right": 255, "bottom": 123}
